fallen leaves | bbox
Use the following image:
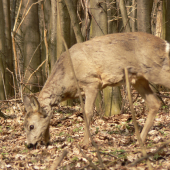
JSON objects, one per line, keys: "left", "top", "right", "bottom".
{"left": 0, "top": 94, "right": 170, "bottom": 169}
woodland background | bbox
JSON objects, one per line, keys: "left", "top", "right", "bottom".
{"left": 0, "top": 0, "right": 170, "bottom": 116}
{"left": 1, "top": 0, "right": 170, "bottom": 169}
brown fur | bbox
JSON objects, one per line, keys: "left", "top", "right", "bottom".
{"left": 23, "top": 32, "right": 170, "bottom": 147}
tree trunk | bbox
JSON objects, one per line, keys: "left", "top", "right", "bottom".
{"left": 165, "top": 0, "right": 170, "bottom": 42}
{"left": 57, "top": 0, "right": 72, "bottom": 106}
{"left": 107, "top": 0, "right": 118, "bottom": 33}
{"left": 131, "top": 0, "right": 136, "bottom": 32}
{"left": 22, "top": 0, "right": 42, "bottom": 93}
{"left": 50, "top": 0, "right": 57, "bottom": 70}
{"left": 106, "top": 0, "right": 122, "bottom": 115}
{"left": 119, "top": 0, "right": 131, "bottom": 32}
{"left": 90, "top": 0, "right": 108, "bottom": 37}
{"left": 70, "top": 0, "right": 77, "bottom": 46}
{"left": 0, "top": 0, "right": 5, "bottom": 100}
{"left": 41, "top": 0, "right": 51, "bottom": 81}
{"left": 3, "top": 0, "right": 14, "bottom": 98}
{"left": 137, "top": 0, "right": 153, "bottom": 33}
{"left": 90, "top": 0, "right": 110, "bottom": 116}
{"left": 11, "top": 0, "right": 16, "bottom": 31}
{"left": 64, "top": 0, "right": 84, "bottom": 43}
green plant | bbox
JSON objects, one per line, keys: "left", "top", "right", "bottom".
{"left": 95, "top": 127, "right": 99, "bottom": 134}
{"left": 72, "top": 156, "right": 79, "bottom": 161}
{"left": 73, "top": 127, "right": 79, "bottom": 133}
{"left": 67, "top": 137, "right": 73, "bottom": 143}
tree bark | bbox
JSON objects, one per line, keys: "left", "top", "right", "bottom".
{"left": 90, "top": 0, "right": 108, "bottom": 37}
{"left": 11, "top": 0, "right": 16, "bottom": 31}
{"left": 131, "top": 0, "right": 136, "bottom": 32}
{"left": 50, "top": 0, "right": 57, "bottom": 69}
{"left": 107, "top": 0, "right": 118, "bottom": 33}
{"left": 22, "top": 0, "right": 42, "bottom": 93}
{"left": 40, "top": 0, "right": 51, "bottom": 81}
{"left": 0, "top": 0, "right": 6, "bottom": 100}
{"left": 3, "top": 0, "right": 14, "bottom": 98}
{"left": 57, "top": 0, "right": 72, "bottom": 106}
{"left": 119, "top": 0, "right": 131, "bottom": 32}
{"left": 165, "top": 0, "right": 170, "bottom": 42}
{"left": 106, "top": 0, "right": 122, "bottom": 115}
{"left": 90, "top": 0, "right": 111, "bottom": 115}
{"left": 137, "top": 0, "right": 153, "bottom": 33}
{"left": 64, "top": 0, "right": 84, "bottom": 43}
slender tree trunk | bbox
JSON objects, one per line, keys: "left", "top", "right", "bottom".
{"left": 90, "top": 0, "right": 108, "bottom": 37}
{"left": 50, "top": 0, "right": 57, "bottom": 70}
{"left": 165, "top": 0, "right": 170, "bottom": 42}
{"left": 22, "top": 0, "right": 42, "bottom": 93}
{"left": 70, "top": 0, "right": 77, "bottom": 46}
{"left": 3, "top": 0, "right": 14, "bottom": 98}
{"left": 11, "top": 0, "right": 16, "bottom": 31}
{"left": 107, "top": 0, "right": 118, "bottom": 33}
{"left": 64, "top": 0, "right": 84, "bottom": 43}
{"left": 137, "top": 0, "right": 153, "bottom": 33}
{"left": 90, "top": 0, "right": 110, "bottom": 116}
{"left": 57, "top": 0, "right": 72, "bottom": 106}
{"left": 41, "top": 0, "right": 51, "bottom": 81}
{"left": 119, "top": 0, "right": 131, "bottom": 32}
{"left": 0, "top": 0, "right": 5, "bottom": 99}
{"left": 106, "top": 0, "right": 122, "bottom": 116}
{"left": 131, "top": 0, "right": 136, "bottom": 32}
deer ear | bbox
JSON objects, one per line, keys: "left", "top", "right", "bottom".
{"left": 23, "top": 96, "right": 40, "bottom": 113}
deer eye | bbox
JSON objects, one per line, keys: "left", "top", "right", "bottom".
{"left": 30, "top": 125, "right": 34, "bottom": 130}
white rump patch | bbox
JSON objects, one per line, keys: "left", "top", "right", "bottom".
{"left": 165, "top": 42, "right": 170, "bottom": 54}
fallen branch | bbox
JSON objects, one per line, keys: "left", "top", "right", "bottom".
{"left": 50, "top": 150, "right": 68, "bottom": 170}
{"left": 77, "top": 145, "right": 100, "bottom": 170}
{"left": 129, "top": 139, "right": 170, "bottom": 166}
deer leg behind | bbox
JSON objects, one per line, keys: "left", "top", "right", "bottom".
{"left": 83, "top": 84, "right": 99, "bottom": 145}
{"left": 132, "top": 78, "right": 161, "bottom": 142}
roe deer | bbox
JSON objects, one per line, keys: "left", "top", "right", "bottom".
{"left": 23, "top": 32, "right": 170, "bottom": 149}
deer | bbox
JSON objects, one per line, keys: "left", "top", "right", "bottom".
{"left": 23, "top": 32, "right": 170, "bottom": 149}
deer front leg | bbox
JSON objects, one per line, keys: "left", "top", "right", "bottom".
{"left": 83, "top": 85, "right": 99, "bottom": 145}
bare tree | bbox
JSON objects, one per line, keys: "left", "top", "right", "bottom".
{"left": 64, "top": 0, "right": 84, "bottom": 43}
{"left": 137, "top": 0, "right": 153, "bottom": 33}
{"left": 3, "top": 0, "right": 14, "bottom": 98}
{"left": 57, "top": 0, "right": 73, "bottom": 106}
{"left": 22, "top": 0, "right": 42, "bottom": 93}
{"left": 165, "top": 0, "right": 170, "bottom": 42}
{"left": 50, "top": 0, "right": 57, "bottom": 70}
{"left": 119, "top": 0, "right": 131, "bottom": 32}
{"left": 107, "top": 0, "right": 118, "bottom": 33}
{"left": 0, "top": 0, "right": 6, "bottom": 100}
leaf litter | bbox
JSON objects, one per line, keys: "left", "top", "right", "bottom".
{"left": 0, "top": 91, "right": 170, "bottom": 169}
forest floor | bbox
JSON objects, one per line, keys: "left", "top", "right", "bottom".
{"left": 1, "top": 90, "right": 170, "bottom": 170}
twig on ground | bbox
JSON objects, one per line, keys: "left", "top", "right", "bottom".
{"left": 129, "top": 139, "right": 170, "bottom": 166}
{"left": 50, "top": 150, "right": 68, "bottom": 170}
{"left": 77, "top": 145, "right": 100, "bottom": 170}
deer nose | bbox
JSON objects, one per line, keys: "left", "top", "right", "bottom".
{"left": 27, "top": 143, "right": 37, "bottom": 149}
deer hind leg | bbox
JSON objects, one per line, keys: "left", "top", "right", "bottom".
{"left": 83, "top": 84, "right": 99, "bottom": 145}
{"left": 132, "top": 78, "right": 161, "bottom": 142}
